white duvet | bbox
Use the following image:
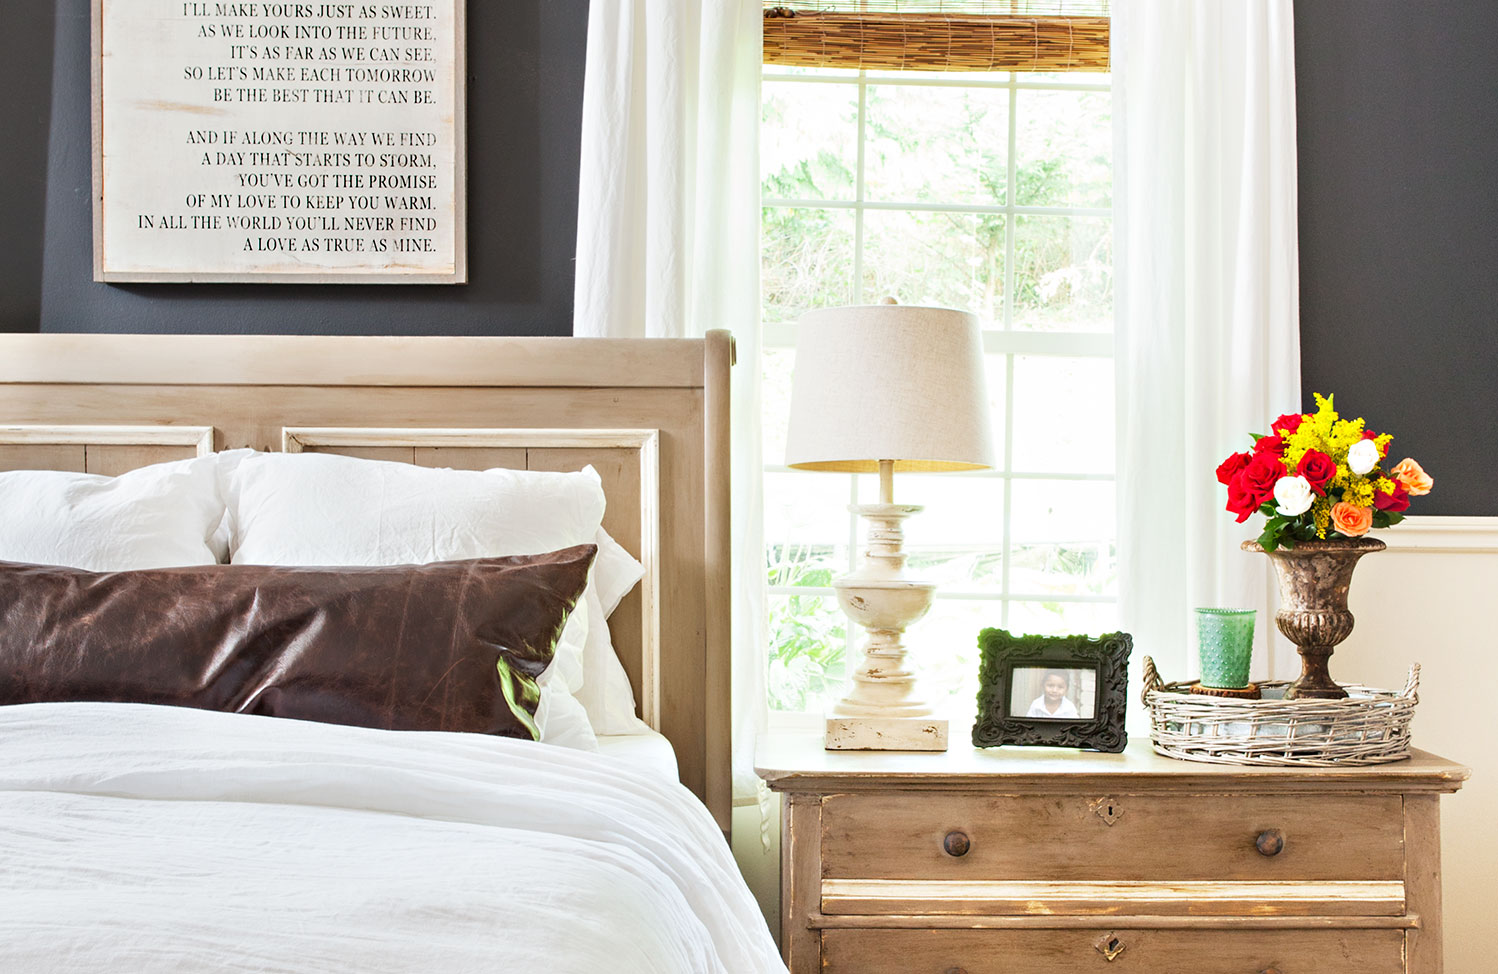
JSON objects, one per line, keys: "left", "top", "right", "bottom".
{"left": 0, "top": 702, "right": 785, "bottom": 974}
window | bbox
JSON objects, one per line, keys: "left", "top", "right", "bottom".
{"left": 760, "top": 11, "right": 1116, "bottom": 719}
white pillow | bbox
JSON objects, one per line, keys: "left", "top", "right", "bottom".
{"left": 575, "top": 587, "right": 654, "bottom": 735}
{"left": 583, "top": 526, "right": 651, "bottom": 734}
{"left": 594, "top": 528, "right": 646, "bottom": 616}
{"left": 221, "top": 450, "right": 648, "bottom": 742}
{"left": 534, "top": 671, "right": 601, "bottom": 751}
{"left": 0, "top": 456, "right": 224, "bottom": 570}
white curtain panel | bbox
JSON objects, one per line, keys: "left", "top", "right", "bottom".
{"left": 574, "top": 0, "right": 767, "bottom": 802}
{"left": 1113, "top": 0, "right": 1302, "bottom": 699}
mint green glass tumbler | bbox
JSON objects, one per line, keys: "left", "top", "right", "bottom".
{"left": 1195, "top": 608, "right": 1256, "bottom": 689}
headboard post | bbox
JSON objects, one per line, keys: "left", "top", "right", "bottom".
{"left": 703, "top": 330, "right": 734, "bottom": 832}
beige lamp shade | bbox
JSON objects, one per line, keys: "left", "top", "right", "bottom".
{"left": 785, "top": 305, "right": 996, "bottom": 472}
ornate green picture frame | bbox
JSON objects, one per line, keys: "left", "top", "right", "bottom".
{"left": 973, "top": 629, "right": 1131, "bottom": 752}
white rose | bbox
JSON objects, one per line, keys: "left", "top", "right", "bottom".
{"left": 1347, "top": 438, "right": 1379, "bottom": 476}
{"left": 1272, "top": 475, "right": 1315, "bottom": 516}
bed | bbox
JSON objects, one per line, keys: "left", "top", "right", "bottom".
{"left": 0, "top": 331, "right": 781, "bottom": 973}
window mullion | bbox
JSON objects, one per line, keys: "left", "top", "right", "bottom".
{"left": 999, "top": 77, "right": 1021, "bottom": 631}
{"left": 853, "top": 72, "right": 868, "bottom": 304}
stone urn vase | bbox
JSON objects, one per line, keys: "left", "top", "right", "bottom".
{"left": 1242, "top": 537, "right": 1386, "bottom": 699}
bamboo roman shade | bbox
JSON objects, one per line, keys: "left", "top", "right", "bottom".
{"left": 763, "top": 1, "right": 1109, "bottom": 73}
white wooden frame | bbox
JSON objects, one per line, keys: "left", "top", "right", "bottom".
{"left": 760, "top": 62, "right": 1118, "bottom": 721}
{"left": 0, "top": 425, "right": 214, "bottom": 454}
{"left": 0, "top": 424, "right": 216, "bottom": 477}
{"left": 91, "top": 0, "right": 468, "bottom": 284}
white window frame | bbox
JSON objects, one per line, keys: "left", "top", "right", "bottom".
{"left": 762, "top": 66, "right": 1115, "bottom": 725}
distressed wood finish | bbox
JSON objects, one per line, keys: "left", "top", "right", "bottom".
{"left": 821, "top": 928, "right": 1407, "bottom": 974}
{"left": 757, "top": 736, "right": 1469, "bottom": 795}
{"left": 0, "top": 334, "right": 733, "bottom": 833}
{"left": 821, "top": 792, "right": 1405, "bottom": 881}
{"left": 702, "top": 330, "right": 733, "bottom": 813}
{"left": 1404, "top": 794, "right": 1444, "bottom": 972}
{"left": 782, "top": 793, "right": 823, "bottom": 970}
{"left": 811, "top": 913, "right": 1419, "bottom": 931}
{"left": 821, "top": 879, "right": 1406, "bottom": 917}
{"left": 0, "top": 334, "right": 710, "bottom": 388}
{"left": 0, "top": 424, "right": 214, "bottom": 476}
{"left": 825, "top": 715, "right": 948, "bottom": 751}
{"left": 757, "top": 737, "right": 1468, "bottom": 973}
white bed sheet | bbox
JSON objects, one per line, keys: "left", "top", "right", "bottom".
{"left": 595, "top": 728, "right": 681, "bottom": 779}
{"left": 0, "top": 702, "right": 784, "bottom": 974}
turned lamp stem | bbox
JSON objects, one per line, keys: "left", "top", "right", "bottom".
{"left": 879, "top": 459, "right": 894, "bottom": 505}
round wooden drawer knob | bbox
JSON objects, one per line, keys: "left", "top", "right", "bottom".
{"left": 942, "top": 831, "right": 971, "bottom": 857}
{"left": 944, "top": 968, "right": 969, "bottom": 974}
{"left": 1256, "top": 829, "right": 1286, "bottom": 857}
{"left": 1260, "top": 968, "right": 1283, "bottom": 974}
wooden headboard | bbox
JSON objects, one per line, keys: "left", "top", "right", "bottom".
{"left": 0, "top": 332, "right": 734, "bottom": 832}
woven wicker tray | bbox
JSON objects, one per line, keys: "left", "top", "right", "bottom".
{"left": 1141, "top": 656, "right": 1419, "bottom": 767}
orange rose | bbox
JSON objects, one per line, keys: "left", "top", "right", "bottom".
{"left": 1330, "top": 502, "right": 1373, "bottom": 537}
{"left": 1390, "top": 457, "right": 1433, "bottom": 496}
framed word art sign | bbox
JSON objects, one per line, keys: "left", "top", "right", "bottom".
{"left": 92, "top": 1, "right": 466, "bottom": 284}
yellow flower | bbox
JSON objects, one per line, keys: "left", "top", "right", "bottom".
{"left": 1311, "top": 496, "right": 1332, "bottom": 539}
{"left": 1288, "top": 395, "right": 1388, "bottom": 495}
{"left": 1342, "top": 478, "right": 1376, "bottom": 508}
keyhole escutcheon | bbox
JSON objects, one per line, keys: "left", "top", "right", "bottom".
{"left": 1089, "top": 796, "right": 1124, "bottom": 826}
{"left": 1094, "top": 932, "right": 1126, "bottom": 961}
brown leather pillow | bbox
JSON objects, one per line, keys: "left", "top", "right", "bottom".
{"left": 0, "top": 545, "right": 596, "bottom": 740}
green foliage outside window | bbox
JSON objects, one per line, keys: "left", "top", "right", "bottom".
{"left": 762, "top": 72, "right": 1116, "bottom": 714}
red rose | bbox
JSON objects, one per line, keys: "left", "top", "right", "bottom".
{"left": 1239, "top": 452, "right": 1285, "bottom": 504}
{"left": 1296, "top": 450, "right": 1337, "bottom": 496}
{"left": 1252, "top": 434, "right": 1285, "bottom": 457}
{"left": 1225, "top": 474, "right": 1262, "bottom": 523}
{"left": 1216, "top": 451, "right": 1252, "bottom": 486}
{"left": 1375, "top": 479, "right": 1410, "bottom": 513}
{"left": 1271, "top": 413, "right": 1305, "bottom": 436}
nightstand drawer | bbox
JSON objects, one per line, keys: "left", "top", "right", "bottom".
{"left": 821, "top": 928, "right": 1407, "bottom": 974}
{"left": 820, "top": 793, "right": 1404, "bottom": 882}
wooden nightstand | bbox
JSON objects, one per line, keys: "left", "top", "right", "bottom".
{"left": 757, "top": 737, "right": 1468, "bottom": 974}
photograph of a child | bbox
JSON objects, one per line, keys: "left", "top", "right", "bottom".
{"left": 1010, "top": 666, "right": 1097, "bottom": 720}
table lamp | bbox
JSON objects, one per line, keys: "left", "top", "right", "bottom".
{"left": 785, "top": 302, "right": 995, "bottom": 751}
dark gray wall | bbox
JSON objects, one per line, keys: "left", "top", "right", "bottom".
{"left": 4, "top": 2, "right": 1493, "bottom": 512}
{"left": 1295, "top": 0, "right": 1498, "bottom": 516}
{"left": 0, "top": 4, "right": 57, "bottom": 333}
{"left": 4, "top": 0, "right": 586, "bottom": 337}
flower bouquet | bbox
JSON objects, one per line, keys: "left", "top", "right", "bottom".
{"left": 1218, "top": 394, "right": 1433, "bottom": 699}
{"left": 1216, "top": 393, "right": 1432, "bottom": 551}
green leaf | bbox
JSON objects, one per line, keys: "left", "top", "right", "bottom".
{"left": 1386, "top": 512, "right": 1405, "bottom": 526}
{"left": 1256, "top": 526, "right": 1280, "bottom": 551}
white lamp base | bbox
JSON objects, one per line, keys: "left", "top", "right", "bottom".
{"left": 825, "top": 716, "right": 949, "bottom": 751}
{"left": 822, "top": 501, "right": 949, "bottom": 752}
